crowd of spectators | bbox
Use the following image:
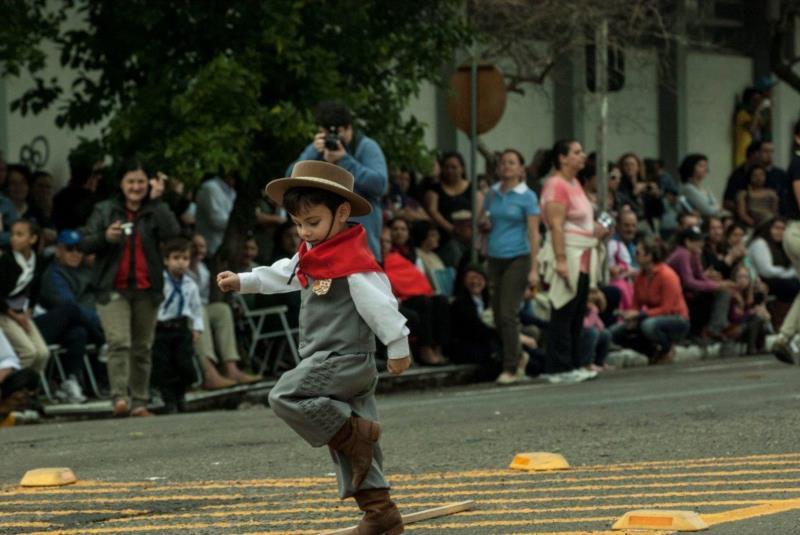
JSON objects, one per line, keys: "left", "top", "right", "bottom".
{"left": 2, "top": 94, "right": 800, "bottom": 421}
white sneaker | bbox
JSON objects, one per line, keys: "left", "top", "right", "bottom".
{"left": 60, "top": 377, "right": 87, "bottom": 404}
{"left": 575, "top": 368, "right": 598, "bottom": 381}
{"left": 547, "top": 369, "right": 591, "bottom": 385}
{"left": 496, "top": 371, "right": 519, "bottom": 385}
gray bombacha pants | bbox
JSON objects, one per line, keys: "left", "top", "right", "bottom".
{"left": 268, "top": 351, "right": 388, "bottom": 498}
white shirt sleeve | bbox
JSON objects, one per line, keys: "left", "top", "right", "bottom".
{"left": 238, "top": 254, "right": 302, "bottom": 295}
{"left": 748, "top": 239, "right": 796, "bottom": 279}
{"left": 348, "top": 271, "right": 410, "bottom": 359}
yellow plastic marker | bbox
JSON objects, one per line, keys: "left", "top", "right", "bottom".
{"left": 612, "top": 509, "right": 709, "bottom": 531}
{"left": 20, "top": 468, "right": 77, "bottom": 487}
{"left": 509, "top": 452, "right": 570, "bottom": 471}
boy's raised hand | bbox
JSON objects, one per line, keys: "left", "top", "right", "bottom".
{"left": 387, "top": 356, "right": 411, "bottom": 375}
{"left": 217, "top": 271, "right": 241, "bottom": 293}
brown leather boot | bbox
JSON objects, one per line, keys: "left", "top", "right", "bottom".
{"left": 328, "top": 416, "right": 381, "bottom": 489}
{"left": 353, "top": 488, "right": 404, "bottom": 535}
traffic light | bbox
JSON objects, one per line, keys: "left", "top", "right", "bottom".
{"left": 585, "top": 45, "right": 625, "bottom": 92}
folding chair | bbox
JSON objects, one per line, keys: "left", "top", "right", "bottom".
{"left": 38, "top": 344, "right": 68, "bottom": 402}
{"left": 232, "top": 295, "right": 300, "bottom": 376}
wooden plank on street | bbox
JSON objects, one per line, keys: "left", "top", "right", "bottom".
{"left": 318, "top": 500, "right": 475, "bottom": 534}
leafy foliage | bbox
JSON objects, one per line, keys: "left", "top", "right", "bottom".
{"left": 5, "top": 0, "right": 470, "bottom": 185}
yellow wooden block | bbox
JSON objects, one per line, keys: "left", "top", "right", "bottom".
{"left": 20, "top": 468, "right": 77, "bottom": 487}
{"left": 509, "top": 452, "right": 570, "bottom": 471}
{"left": 612, "top": 509, "right": 709, "bottom": 531}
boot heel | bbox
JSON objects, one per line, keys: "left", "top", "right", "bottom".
{"left": 385, "top": 524, "right": 404, "bottom": 535}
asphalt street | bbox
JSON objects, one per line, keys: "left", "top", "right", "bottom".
{"left": 2, "top": 355, "right": 800, "bottom": 534}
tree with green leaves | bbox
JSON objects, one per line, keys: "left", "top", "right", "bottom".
{"left": 4, "top": 0, "right": 469, "bottom": 187}
{"left": 4, "top": 0, "right": 469, "bottom": 270}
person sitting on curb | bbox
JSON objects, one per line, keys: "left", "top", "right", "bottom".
{"left": 610, "top": 236, "right": 690, "bottom": 364}
{"left": 188, "top": 233, "right": 259, "bottom": 388}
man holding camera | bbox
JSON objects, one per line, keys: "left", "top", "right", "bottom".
{"left": 286, "top": 101, "right": 388, "bottom": 260}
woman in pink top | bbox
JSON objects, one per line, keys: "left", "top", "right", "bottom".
{"left": 540, "top": 140, "right": 606, "bottom": 384}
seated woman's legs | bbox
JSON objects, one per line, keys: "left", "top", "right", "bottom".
{"left": 207, "top": 302, "right": 259, "bottom": 384}
{"left": 195, "top": 305, "right": 236, "bottom": 389}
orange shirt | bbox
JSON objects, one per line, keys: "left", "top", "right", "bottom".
{"left": 632, "top": 263, "right": 689, "bottom": 319}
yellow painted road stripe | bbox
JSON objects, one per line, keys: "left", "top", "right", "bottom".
{"left": 5, "top": 485, "right": 800, "bottom": 509}
{"left": 23, "top": 516, "right": 615, "bottom": 534}
{"left": 24, "top": 521, "right": 317, "bottom": 535}
{"left": 5, "top": 452, "right": 800, "bottom": 495}
{"left": 0, "top": 509, "right": 147, "bottom": 517}
{"left": 7, "top": 454, "right": 800, "bottom": 497}
{"left": 388, "top": 487, "right": 800, "bottom": 505}
{"left": 6, "top": 467, "right": 800, "bottom": 500}
{"left": 701, "top": 498, "right": 800, "bottom": 526}
{"left": 0, "top": 493, "right": 249, "bottom": 506}
{"left": 192, "top": 498, "right": 773, "bottom": 515}
{"left": 0, "top": 521, "right": 52, "bottom": 527}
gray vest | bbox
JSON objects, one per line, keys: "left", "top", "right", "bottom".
{"left": 298, "top": 277, "right": 376, "bottom": 359}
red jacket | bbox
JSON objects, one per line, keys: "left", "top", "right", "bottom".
{"left": 383, "top": 251, "right": 433, "bottom": 301}
{"left": 632, "top": 263, "right": 689, "bottom": 319}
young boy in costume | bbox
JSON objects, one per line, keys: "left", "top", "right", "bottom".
{"left": 217, "top": 161, "right": 410, "bottom": 534}
{"left": 152, "top": 237, "right": 205, "bottom": 413}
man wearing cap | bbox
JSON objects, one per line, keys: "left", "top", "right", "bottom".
{"left": 286, "top": 100, "right": 387, "bottom": 260}
{"left": 37, "top": 229, "right": 105, "bottom": 403}
{"left": 439, "top": 209, "right": 475, "bottom": 268}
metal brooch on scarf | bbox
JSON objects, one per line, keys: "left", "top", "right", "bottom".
{"left": 312, "top": 279, "right": 332, "bottom": 296}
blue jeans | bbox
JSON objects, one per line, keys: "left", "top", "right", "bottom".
{"left": 640, "top": 316, "right": 690, "bottom": 353}
{"left": 580, "top": 327, "right": 612, "bottom": 366}
{"left": 609, "top": 315, "right": 690, "bottom": 357}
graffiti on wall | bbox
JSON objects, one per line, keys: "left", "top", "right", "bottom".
{"left": 19, "top": 135, "right": 50, "bottom": 170}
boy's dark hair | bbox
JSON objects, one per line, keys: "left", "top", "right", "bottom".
{"left": 162, "top": 237, "right": 191, "bottom": 258}
{"left": 315, "top": 100, "right": 353, "bottom": 128}
{"left": 12, "top": 218, "right": 40, "bottom": 237}
{"left": 282, "top": 186, "right": 348, "bottom": 216}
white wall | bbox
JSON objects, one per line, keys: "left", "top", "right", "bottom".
{"left": 685, "top": 51, "right": 752, "bottom": 199}
{"left": 773, "top": 81, "right": 800, "bottom": 168}
{"left": 583, "top": 48, "right": 660, "bottom": 161}
{"left": 459, "top": 78, "right": 554, "bottom": 172}
{"left": 2, "top": 6, "right": 104, "bottom": 188}
{"left": 404, "top": 81, "right": 438, "bottom": 152}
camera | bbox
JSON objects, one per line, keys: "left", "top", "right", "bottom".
{"left": 324, "top": 125, "right": 340, "bottom": 151}
{"left": 597, "top": 211, "right": 615, "bottom": 230}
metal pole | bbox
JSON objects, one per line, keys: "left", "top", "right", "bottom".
{"left": 470, "top": 50, "right": 479, "bottom": 263}
{"left": 595, "top": 19, "right": 608, "bottom": 214}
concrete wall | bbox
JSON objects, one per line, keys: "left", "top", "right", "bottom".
{"left": 1, "top": 7, "right": 104, "bottom": 188}
{"left": 685, "top": 51, "right": 752, "bottom": 199}
{"left": 773, "top": 80, "right": 800, "bottom": 168}
{"left": 577, "top": 48, "right": 660, "bottom": 162}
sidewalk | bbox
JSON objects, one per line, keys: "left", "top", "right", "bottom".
{"left": 31, "top": 337, "right": 779, "bottom": 422}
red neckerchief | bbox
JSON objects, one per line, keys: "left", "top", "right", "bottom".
{"left": 294, "top": 225, "right": 382, "bottom": 288}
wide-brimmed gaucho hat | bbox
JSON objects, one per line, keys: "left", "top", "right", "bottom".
{"left": 265, "top": 160, "right": 372, "bottom": 217}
